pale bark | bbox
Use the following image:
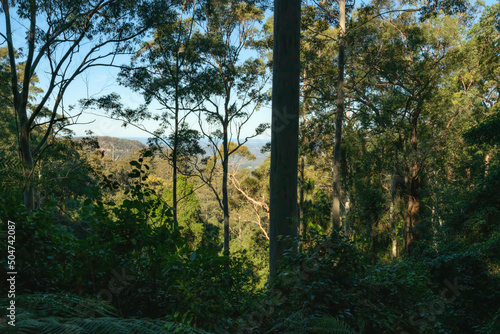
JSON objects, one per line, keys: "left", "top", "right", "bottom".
{"left": 229, "top": 174, "right": 269, "bottom": 240}
{"left": 331, "top": 0, "right": 346, "bottom": 233}
{"left": 406, "top": 119, "right": 421, "bottom": 253}
{"left": 390, "top": 170, "right": 402, "bottom": 258}
{"left": 485, "top": 153, "right": 490, "bottom": 177}
{"left": 222, "top": 117, "right": 230, "bottom": 252}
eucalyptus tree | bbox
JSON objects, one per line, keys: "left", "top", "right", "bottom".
{"left": 432, "top": 2, "right": 500, "bottom": 245}
{"left": 310, "top": 0, "right": 352, "bottom": 232}
{"left": 117, "top": 0, "right": 205, "bottom": 228}
{"left": 0, "top": 47, "right": 28, "bottom": 204}
{"left": 269, "top": 0, "right": 301, "bottom": 276}
{"left": 0, "top": 0, "right": 174, "bottom": 210}
{"left": 301, "top": 0, "right": 362, "bottom": 235}
{"left": 331, "top": 0, "right": 347, "bottom": 232}
{"left": 300, "top": 1, "right": 352, "bottom": 234}
{"left": 347, "top": 2, "right": 465, "bottom": 253}
{"left": 193, "top": 0, "right": 271, "bottom": 252}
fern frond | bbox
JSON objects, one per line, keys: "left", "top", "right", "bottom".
{"left": 266, "top": 309, "right": 308, "bottom": 334}
{"left": 0, "top": 294, "right": 213, "bottom": 334}
{"left": 15, "top": 293, "right": 117, "bottom": 318}
{"left": 308, "top": 316, "right": 356, "bottom": 334}
{"left": 0, "top": 316, "right": 213, "bottom": 334}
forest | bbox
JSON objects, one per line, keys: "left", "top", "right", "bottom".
{"left": 0, "top": 0, "right": 499, "bottom": 333}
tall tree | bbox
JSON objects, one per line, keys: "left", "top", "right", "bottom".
{"left": 332, "top": 0, "right": 346, "bottom": 232}
{"left": 269, "top": 0, "right": 301, "bottom": 276}
{"left": 302, "top": 0, "right": 354, "bottom": 233}
{"left": 0, "top": 0, "right": 173, "bottom": 209}
{"left": 348, "top": 2, "right": 464, "bottom": 252}
{"left": 117, "top": 0, "right": 203, "bottom": 229}
{"left": 194, "top": 0, "right": 270, "bottom": 252}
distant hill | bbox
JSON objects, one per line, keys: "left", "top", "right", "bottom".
{"left": 74, "top": 136, "right": 146, "bottom": 160}
{"left": 122, "top": 137, "right": 270, "bottom": 170}
{"left": 76, "top": 136, "right": 270, "bottom": 169}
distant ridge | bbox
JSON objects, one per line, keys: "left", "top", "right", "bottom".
{"left": 119, "top": 137, "right": 270, "bottom": 145}
{"left": 75, "top": 136, "right": 269, "bottom": 169}
{"left": 118, "top": 137, "right": 270, "bottom": 169}
{"left": 73, "top": 136, "right": 146, "bottom": 160}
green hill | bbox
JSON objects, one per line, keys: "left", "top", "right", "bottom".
{"left": 74, "top": 136, "right": 146, "bottom": 160}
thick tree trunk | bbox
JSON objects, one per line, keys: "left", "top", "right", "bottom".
{"left": 19, "top": 108, "right": 35, "bottom": 210}
{"left": 4, "top": 0, "right": 36, "bottom": 210}
{"left": 269, "top": 0, "right": 301, "bottom": 277}
{"left": 331, "top": 0, "right": 346, "bottom": 233}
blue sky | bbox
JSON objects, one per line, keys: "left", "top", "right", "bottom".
{"left": 2, "top": 0, "right": 498, "bottom": 140}
{"left": 61, "top": 49, "right": 273, "bottom": 140}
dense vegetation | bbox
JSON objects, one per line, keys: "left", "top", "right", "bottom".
{"left": 1, "top": 0, "right": 499, "bottom": 333}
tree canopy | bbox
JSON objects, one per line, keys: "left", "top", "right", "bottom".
{"left": 1, "top": 1, "right": 500, "bottom": 333}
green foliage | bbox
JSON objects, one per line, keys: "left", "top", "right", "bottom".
{"left": 161, "top": 247, "right": 257, "bottom": 330}
{"left": 484, "top": 308, "right": 500, "bottom": 334}
{"left": 265, "top": 312, "right": 359, "bottom": 334}
{"left": 0, "top": 150, "right": 259, "bottom": 332}
{"left": 262, "top": 233, "right": 366, "bottom": 330}
{"left": 160, "top": 176, "right": 205, "bottom": 247}
{"left": 465, "top": 112, "right": 500, "bottom": 147}
{"left": 2, "top": 1, "right": 500, "bottom": 333}
{"left": 309, "top": 316, "right": 359, "bottom": 334}
{"left": 0, "top": 293, "right": 208, "bottom": 333}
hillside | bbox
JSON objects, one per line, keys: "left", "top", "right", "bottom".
{"left": 74, "top": 136, "right": 147, "bottom": 160}
{"left": 123, "top": 137, "right": 270, "bottom": 169}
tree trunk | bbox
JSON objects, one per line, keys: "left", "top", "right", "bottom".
{"left": 390, "top": 170, "right": 401, "bottom": 258}
{"left": 172, "top": 57, "right": 179, "bottom": 230}
{"left": 4, "top": 0, "right": 35, "bottom": 210}
{"left": 38, "top": 160, "right": 42, "bottom": 209}
{"left": 19, "top": 108, "right": 35, "bottom": 210}
{"left": 269, "top": 0, "right": 301, "bottom": 277}
{"left": 331, "top": 0, "right": 346, "bottom": 233}
{"left": 173, "top": 125, "right": 178, "bottom": 230}
{"left": 485, "top": 153, "right": 490, "bottom": 177}
{"left": 344, "top": 193, "right": 349, "bottom": 235}
{"left": 406, "top": 122, "right": 420, "bottom": 252}
{"left": 298, "top": 155, "right": 305, "bottom": 253}
{"left": 222, "top": 121, "right": 230, "bottom": 253}
{"left": 431, "top": 171, "right": 439, "bottom": 251}
{"left": 390, "top": 199, "right": 397, "bottom": 257}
